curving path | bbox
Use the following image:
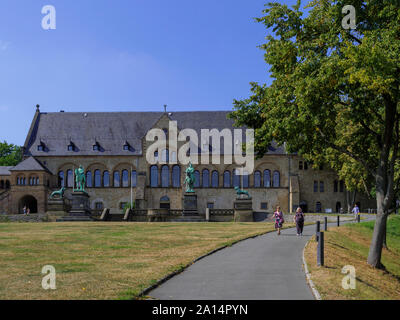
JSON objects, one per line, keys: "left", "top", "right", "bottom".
{"left": 149, "top": 216, "right": 374, "bottom": 300}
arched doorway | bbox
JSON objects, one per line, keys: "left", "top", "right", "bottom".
{"left": 19, "top": 195, "right": 38, "bottom": 214}
{"left": 299, "top": 201, "right": 308, "bottom": 213}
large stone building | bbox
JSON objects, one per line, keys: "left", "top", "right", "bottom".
{"left": 0, "top": 105, "right": 375, "bottom": 217}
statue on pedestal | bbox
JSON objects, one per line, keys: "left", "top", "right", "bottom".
{"left": 184, "top": 162, "right": 195, "bottom": 193}
{"left": 74, "top": 165, "right": 86, "bottom": 192}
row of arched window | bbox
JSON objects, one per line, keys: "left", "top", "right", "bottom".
{"left": 149, "top": 166, "right": 280, "bottom": 188}
{"left": 58, "top": 170, "right": 137, "bottom": 188}
{"left": 17, "top": 177, "right": 40, "bottom": 186}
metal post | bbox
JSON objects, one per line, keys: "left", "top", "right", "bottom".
{"left": 357, "top": 214, "right": 360, "bottom": 223}
{"left": 337, "top": 215, "right": 340, "bottom": 227}
{"left": 317, "top": 231, "right": 324, "bottom": 266}
{"left": 324, "top": 217, "right": 328, "bottom": 231}
{"left": 316, "top": 221, "right": 320, "bottom": 241}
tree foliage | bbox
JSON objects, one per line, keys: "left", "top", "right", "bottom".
{"left": 230, "top": 0, "right": 400, "bottom": 268}
{"left": 0, "top": 141, "right": 22, "bottom": 166}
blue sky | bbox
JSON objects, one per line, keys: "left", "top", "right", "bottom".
{"left": 0, "top": 0, "right": 301, "bottom": 145}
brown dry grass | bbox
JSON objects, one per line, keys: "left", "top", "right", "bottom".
{"left": 0, "top": 221, "right": 289, "bottom": 300}
{"left": 304, "top": 221, "right": 400, "bottom": 300}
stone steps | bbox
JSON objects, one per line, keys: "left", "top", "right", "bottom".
{"left": 56, "top": 216, "right": 93, "bottom": 222}
{"left": 169, "top": 216, "right": 206, "bottom": 222}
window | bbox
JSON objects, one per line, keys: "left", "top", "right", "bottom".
{"left": 207, "top": 202, "right": 214, "bottom": 209}
{"left": 233, "top": 170, "right": 240, "bottom": 188}
{"left": 339, "top": 180, "right": 344, "bottom": 192}
{"left": 113, "top": 171, "right": 120, "bottom": 187}
{"left": 263, "top": 170, "right": 271, "bottom": 188}
{"left": 93, "top": 144, "right": 100, "bottom": 151}
{"left": 194, "top": 170, "right": 200, "bottom": 188}
{"left": 320, "top": 181, "right": 324, "bottom": 192}
{"left": 243, "top": 171, "right": 249, "bottom": 188}
{"left": 95, "top": 202, "right": 103, "bottom": 210}
{"left": 299, "top": 161, "right": 303, "bottom": 170}
{"left": 261, "top": 202, "right": 268, "bottom": 210}
{"left": 304, "top": 162, "right": 308, "bottom": 170}
{"left": 58, "top": 171, "right": 65, "bottom": 187}
{"left": 68, "top": 144, "right": 75, "bottom": 151}
{"left": 334, "top": 180, "right": 338, "bottom": 192}
{"left": 94, "top": 170, "right": 101, "bottom": 187}
{"left": 86, "top": 171, "right": 92, "bottom": 188}
{"left": 273, "top": 171, "right": 280, "bottom": 187}
{"left": 161, "top": 165, "right": 169, "bottom": 187}
{"left": 103, "top": 171, "right": 110, "bottom": 187}
{"left": 131, "top": 170, "right": 137, "bottom": 187}
{"left": 154, "top": 151, "right": 159, "bottom": 162}
{"left": 161, "top": 149, "right": 169, "bottom": 163}
{"left": 223, "top": 171, "right": 231, "bottom": 188}
{"left": 202, "top": 169, "right": 210, "bottom": 188}
{"left": 67, "top": 170, "right": 73, "bottom": 188}
{"left": 37, "top": 145, "right": 44, "bottom": 151}
{"left": 17, "top": 177, "right": 20, "bottom": 185}
{"left": 150, "top": 165, "right": 158, "bottom": 187}
{"left": 122, "top": 170, "right": 129, "bottom": 187}
{"left": 172, "top": 166, "right": 180, "bottom": 187}
{"left": 36, "top": 178, "right": 39, "bottom": 185}
{"left": 254, "top": 171, "right": 261, "bottom": 188}
{"left": 160, "top": 196, "right": 170, "bottom": 209}
{"left": 211, "top": 170, "right": 219, "bottom": 188}
{"left": 313, "top": 181, "right": 318, "bottom": 192}
{"left": 123, "top": 145, "right": 129, "bottom": 151}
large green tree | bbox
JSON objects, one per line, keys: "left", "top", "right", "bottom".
{"left": 230, "top": 0, "right": 400, "bottom": 268}
{"left": 0, "top": 141, "right": 22, "bottom": 166}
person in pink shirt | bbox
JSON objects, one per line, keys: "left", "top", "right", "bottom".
{"left": 273, "top": 206, "right": 285, "bottom": 235}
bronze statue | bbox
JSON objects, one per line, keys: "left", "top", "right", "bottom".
{"left": 184, "top": 162, "right": 195, "bottom": 193}
{"left": 74, "top": 165, "right": 86, "bottom": 192}
{"left": 234, "top": 186, "right": 250, "bottom": 198}
{"left": 50, "top": 187, "right": 65, "bottom": 199}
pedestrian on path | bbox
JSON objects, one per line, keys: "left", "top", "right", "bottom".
{"left": 293, "top": 207, "right": 305, "bottom": 236}
{"left": 352, "top": 204, "right": 360, "bottom": 221}
{"left": 23, "top": 205, "right": 27, "bottom": 215}
{"left": 273, "top": 206, "right": 284, "bottom": 235}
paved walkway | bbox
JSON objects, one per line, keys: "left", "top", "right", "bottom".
{"left": 149, "top": 217, "right": 372, "bottom": 300}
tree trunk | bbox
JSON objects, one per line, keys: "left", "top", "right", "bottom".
{"left": 367, "top": 191, "right": 388, "bottom": 268}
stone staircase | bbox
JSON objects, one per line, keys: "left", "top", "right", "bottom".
{"left": 169, "top": 215, "right": 206, "bottom": 222}
{"left": 56, "top": 214, "right": 94, "bottom": 222}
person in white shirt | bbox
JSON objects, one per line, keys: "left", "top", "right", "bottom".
{"left": 352, "top": 204, "right": 360, "bottom": 220}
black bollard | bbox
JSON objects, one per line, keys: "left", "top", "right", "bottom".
{"left": 324, "top": 217, "right": 328, "bottom": 231}
{"left": 317, "top": 231, "right": 324, "bottom": 266}
{"left": 357, "top": 214, "right": 360, "bottom": 223}
{"left": 316, "top": 221, "right": 320, "bottom": 241}
{"left": 337, "top": 215, "right": 340, "bottom": 227}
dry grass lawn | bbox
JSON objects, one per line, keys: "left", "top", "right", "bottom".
{"left": 304, "top": 215, "right": 400, "bottom": 300}
{"left": 0, "top": 221, "right": 291, "bottom": 300}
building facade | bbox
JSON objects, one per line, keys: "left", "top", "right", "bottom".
{"left": 0, "top": 106, "right": 376, "bottom": 216}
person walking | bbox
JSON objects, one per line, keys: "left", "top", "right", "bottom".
{"left": 352, "top": 204, "right": 360, "bottom": 221}
{"left": 273, "top": 206, "right": 285, "bottom": 235}
{"left": 293, "top": 207, "right": 305, "bottom": 236}
{"left": 23, "top": 205, "right": 27, "bottom": 215}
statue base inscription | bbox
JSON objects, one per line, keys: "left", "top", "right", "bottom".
{"left": 182, "top": 193, "right": 198, "bottom": 216}
{"left": 234, "top": 199, "right": 253, "bottom": 222}
{"left": 69, "top": 192, "right": 91, "bottom": 216}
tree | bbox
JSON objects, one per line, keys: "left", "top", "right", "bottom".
{"left": 230, "top": 0, "right": 400, "bottom": 268}
{"left": 0, "top": 141, "right": 22, "bottom": 166}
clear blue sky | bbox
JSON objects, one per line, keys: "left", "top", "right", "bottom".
{"left": 0, "top": 0, "right": 301, "bottom": 145}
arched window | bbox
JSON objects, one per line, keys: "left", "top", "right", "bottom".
{"left": 211, "top": 171, "right": 219, "bottom": 188}
{"left": 172, "top": 165, "right": 180, "bottom": 187}
{"left": 314, "top": 181, "right": 318, "bottom": 192}
{"left": 223, "top": 171, "right": 231, "bottom": 188}
{"left": 243, "top": 171, "right": 249, "bottom": 188}
{"left": 17, "top": 177, "right": 20, "bottom": 185}
{"left": 273, "top": 171, "right": 280, "bottom": 187}
{"left": 319, "top": 181, "right": 324, "bottom": 192}
{"left": 122, "top": 170, "right": 129, "bottom": 187}
{"left": 194, "top": 170, "right": 200, "bottom": 188}
{"left": 161, "top": 165, "right": 169, "bottom": 187}
{"left": 113, "top": 171, "right": 120, "bottom": 187}
{"left": 150, "top": 165, "right": 158, "bottom": 187}
{"left": 131, "top": 170, "right": 137, "bottom": 187}
{"left": 233, "top": 169, "right": 240, "bottom": 188}
{"left": 58, "top": 171, "right": 64, "bottom": 187}
{"left": 202, "top": 169, "right": 210, "bottom": 188}
{"left": 29, "top": 177, "right": 33, "bottom": 186}
{"left": 333, "top": 180, "right": 338, "bottom": 192}
{"left": 94, "top": 170, "right": 101, "bottom": 187}
{"left": 103, "top": 171, "right": 110, "bottom": 187}
{"left": 86, "top": 171, "right": 92, "bottom": 188}
{"left": 67, "top": 170, "right": 73, "bottom": 188}
{"left": 263, "top": 170, "right": 271, "bottom": 188}
{"left": 161, "top": 149, "right": 169, "bottom": 163}
{"left": 36, "top": 177, "right": 39, "bottom": 185}
{"left": 339, "top": 180, "right": 344, "bottom": 192}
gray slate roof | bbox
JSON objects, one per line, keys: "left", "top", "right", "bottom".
{"left": 10, "top": 156, "right": 50, "bottom": 172}
{"left": 0, "top": 166, "right": 13, "bottom": 176}
{"left": 24, "top": 111, "right": 286, "bottom": 156}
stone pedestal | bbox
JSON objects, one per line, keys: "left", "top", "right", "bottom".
{"left": 234, "top": 198, "right": 253, "bottom": 222}
{"left": 182, "top": 193, "right": 198, "bottom": 216}
{"left": 68, "top": 192, "right": 91, "bottom": 216}
{"left": 46, "top": 199, "right": 66, "bottom": 216}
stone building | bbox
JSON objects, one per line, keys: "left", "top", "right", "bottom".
{"left": 0, "top": 105, "right": 375, "bottom": 216}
